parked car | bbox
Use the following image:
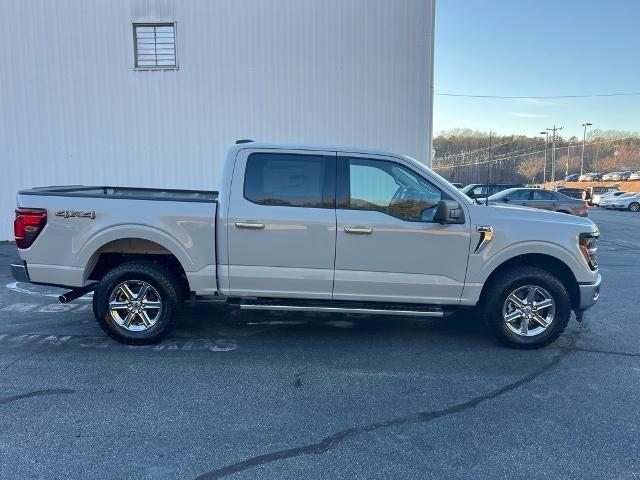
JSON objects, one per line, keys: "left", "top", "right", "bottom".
{"left": 564, "top": 174, "right": 580, "bottom": 182}
{"left": 609, "top": 192, "right": 640, "bottom": 212}
{"left": 603, "top": 171, "right": 631, "bottom": 181}
{"left": 580, "top": 172, "right": 604, "bottom": 182}
{"left": 489, "top": 188, "right": 589, "bottom": 216}
{"left": 555, "top": 187, "right": 588, "bottom": 200}
{"left": 630, "top": 171, "right": 640, "bottom": 181}
{"left": 599, "top": 191, "right": 628, "bottom": 208}
{"left": 589, "top": 186, "right": 620, "bottom": 206}
{"left": 10, "top": 142, "right": 601, "bottom": 349}
{"left": 461, "top": 183, "right": 522, "bottom": 200}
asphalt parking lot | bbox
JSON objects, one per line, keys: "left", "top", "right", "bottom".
{"left": 1, "top": 207, "right": 639, "bottom": 479}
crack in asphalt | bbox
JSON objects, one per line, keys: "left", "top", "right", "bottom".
{"left": 0, "top": 388, "right": 75, "bottom": 406}
{"left": 573, "top": 346, "right": 640, "bottom": 358}
{"left": 194, "top": 333, "right": 579, "bottom": 479}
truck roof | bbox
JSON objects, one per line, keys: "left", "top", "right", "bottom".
{"left": 228, "top": 141, "right": 414, "bottom": 162}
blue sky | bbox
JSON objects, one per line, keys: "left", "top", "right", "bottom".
{"left": 433, "top": 0, "right": 640, "bottom": 138}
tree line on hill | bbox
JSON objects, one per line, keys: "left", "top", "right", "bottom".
{"left": 432, "top": 129, "right": 640, "bottom": 185}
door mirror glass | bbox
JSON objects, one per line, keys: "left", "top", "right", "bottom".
{"left": 433, "top": 200, "right": 465, "bottom": 224}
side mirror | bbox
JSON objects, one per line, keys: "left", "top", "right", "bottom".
{"left": 502, "top": 197, "right": 510, "bottom": 203}
{"left": 433, "top": 200, "right": 465, "bottom": 224}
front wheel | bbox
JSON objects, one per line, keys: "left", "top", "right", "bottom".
{"left": 629, "top": 202, "right": 640, "bottom": 212}
{"left": 93, "top": 261, "right": 182, "bottom": 344}
{"left": 482, "top": 266, "right": 571, "bottom": 349}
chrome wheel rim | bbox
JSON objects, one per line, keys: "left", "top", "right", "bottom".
{"left": 630, "top": 203, "right": 640, "bottom": 212}
{"left": 108, "top": 280, "right": 162, "bottom": 332}
{"left": 502, "top": 285, "right": 555, "bottom": 337}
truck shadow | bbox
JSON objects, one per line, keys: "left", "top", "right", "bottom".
{"left": 176, "top": 302, "right": 492, "bottom": 347}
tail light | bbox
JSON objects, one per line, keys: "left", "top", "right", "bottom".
{"left": 14, "top": 208, "right": 47, "bottom": 249}
{"left": 579, "top": 232, "right": 599, "bottom": 270}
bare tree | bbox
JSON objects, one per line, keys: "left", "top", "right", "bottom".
{"left": 517, "top": 157, "right": 545, "bottom": 184}
{"left": 596, "top": 155, "right": 619, "bottom": 173}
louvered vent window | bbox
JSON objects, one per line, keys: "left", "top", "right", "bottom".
{"left": 133, "top": 23, "right": 177, "bottom": 69}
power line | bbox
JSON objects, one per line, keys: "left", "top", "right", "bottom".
{"left": 435, "top": 142, "right": 542, "bottom": 164}
{"left": 435, "top": 138, "right": 515, "bottom": 160}
{"left": 432, "top": 136, "right": 638, "bottom": 170}
{"left": 435, "top": 92, "right": 640, "bottom": 99}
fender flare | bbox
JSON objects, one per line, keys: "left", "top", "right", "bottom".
{"left": 78, "top": 224, "right": 194, "bottom": 281}
{"left": 473, "top": 240, "right": 585, "bottom": 285}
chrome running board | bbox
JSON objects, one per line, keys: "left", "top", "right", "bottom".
{"left": 239, "top": 300, "right": 450, "bottom": 317}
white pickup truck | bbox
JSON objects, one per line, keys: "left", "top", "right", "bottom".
{"left": 11, "top": 141, "right": 601, "bottom": 348}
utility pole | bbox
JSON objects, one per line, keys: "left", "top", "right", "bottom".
{"left": 565, "top": 143, "right": 571, "bottom": 179}
{"left": 580, "top": 122, "right": 592, "bottom": 175}
{"left": 540, "top": 131, "right": 549, "bottom": 184}
{"left": 546, "top": 126, "right": 563, "bottom": 183}
{"left": 487, "top": 131, "right": 492, "bottom": 183}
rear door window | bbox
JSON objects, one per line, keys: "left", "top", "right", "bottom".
{"left": 244, "top": 153, "right": 334, "bottom": 208}
{"left": 532, "top": 190, "right": 556, "bottom": 200}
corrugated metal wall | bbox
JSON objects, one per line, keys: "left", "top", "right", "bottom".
{"left": 0, "top": 0, "right": 434, "bottom": 240}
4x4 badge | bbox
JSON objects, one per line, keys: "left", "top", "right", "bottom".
{"left": 55, "top": 210, "right": 96, "bottom": 219}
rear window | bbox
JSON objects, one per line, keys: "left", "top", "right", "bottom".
{"left": 244, "top": 153, "right": 330, "bottom": 208}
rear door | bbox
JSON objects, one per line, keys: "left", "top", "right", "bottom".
{"left": 530, "top": 189, "right": 558, "bottom": 211}
{"left": 332, "top": 154, "right": 471, "bottom": 304}
{"left": 226, "top": 149, "right": 337, "bottom": 299}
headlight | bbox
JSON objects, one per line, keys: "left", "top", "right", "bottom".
{"left": 579, "top": 231, "right": 599, "bottom": 270}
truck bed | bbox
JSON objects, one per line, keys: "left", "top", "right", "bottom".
{"left": 16, "top": 185, "right": 218, "bottom": 294}
{"left": 18, "top": 185, "right": 218, "bottom": 203}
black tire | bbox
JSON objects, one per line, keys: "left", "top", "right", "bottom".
{"left": 92, "top": 261, "right": 182, "bottom": 344}
{"left": 481, "top": 266, "right": 571, "bottom": 349}
{"left": 629, "top": 202, "right": 640, "bottom": 212}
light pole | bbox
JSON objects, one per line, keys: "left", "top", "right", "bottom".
{"left": 547, "top": 126, "right": 563, "bottom": 183}
{"left": 580, "top": 122, "right": 592, "bottom": 176}
{"left": 540, "top": 131, "right": 549, "bottom": 184}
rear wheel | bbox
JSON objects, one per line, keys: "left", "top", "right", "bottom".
{"left": 629, "top": 202, "right": 640, "bottom": 212}
{"left": 482, "top": 266, "right": 571, "bottom": 349}
{"left": 93, "top": 261, "right": 182, "bottom": 344}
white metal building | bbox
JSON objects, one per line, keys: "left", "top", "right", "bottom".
{"left": 0, "top": 0, "right": 435, "bottom": 240}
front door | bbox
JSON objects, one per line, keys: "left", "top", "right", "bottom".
{"left": 333, "top": 154, "right": 471, "bottom": 305}
{"left": 504, "top": 188, "right": 531, "bottom": 206}
{"left": 226, "top": 149, "right": 337, "bottom": 299}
